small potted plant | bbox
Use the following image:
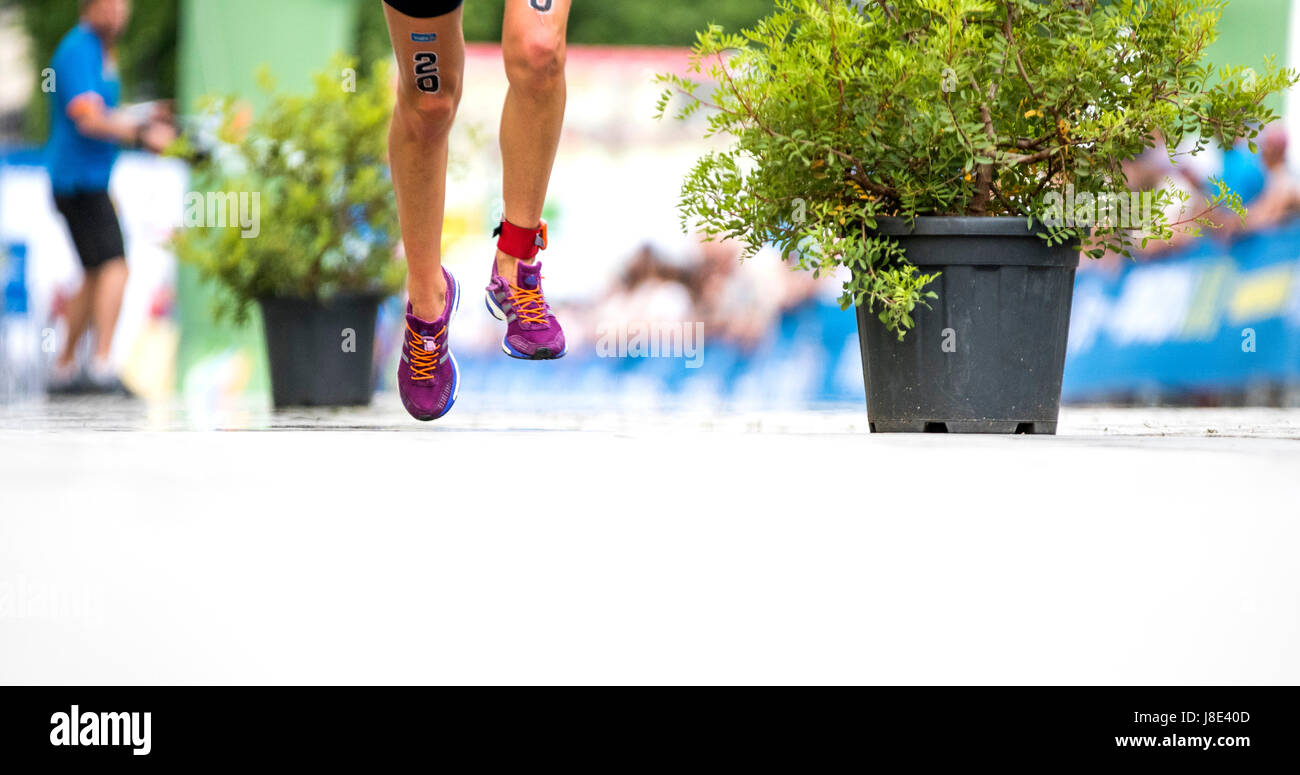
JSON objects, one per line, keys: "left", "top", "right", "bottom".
{"left": 661, "top": 0, "right": 1295, "bottom": 432}
{"left": 172, "top": 57, "right": 403, "bottom": 408}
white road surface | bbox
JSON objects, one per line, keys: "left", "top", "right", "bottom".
{"left": 1, "top": 397, "right": 1298, "bottom": 685}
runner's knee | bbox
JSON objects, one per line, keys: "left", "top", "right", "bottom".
{"left": 504, "top": 29, "right": 565, "bottom": 92}
{"left": 397, "top": 80, "right": 460, "bottom": 141}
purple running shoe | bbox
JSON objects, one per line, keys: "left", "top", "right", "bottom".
{"left": 485, "top": 259, "right": 566, "bottom": 360}
{"left": 398, "top": 267, "right": 460, "bottom": 421}
{"left": 485, "top": 219, "right": 566, "bottom": 360}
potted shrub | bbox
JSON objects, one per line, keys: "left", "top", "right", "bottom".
{"left": 661, "top": 0, "right": 1295, "bottom": 432}
{"left": 172, "top": 58, "right": 403, "bottom": 408}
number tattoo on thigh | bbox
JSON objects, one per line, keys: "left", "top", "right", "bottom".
{"left": 413, "top": 51, "right": 440, "bottom": 94}
{"left": 530, "top": 0, "right": 554, "bottom": 12}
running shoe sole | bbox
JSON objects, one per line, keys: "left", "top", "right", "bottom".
{"left": 484, "top": 291, "right": 567, "bottom": 360}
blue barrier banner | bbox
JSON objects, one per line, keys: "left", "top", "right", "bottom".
{"left": 444, "top": 296, "right": 867, "bottom": 410}
{"left": 1064, "top": 223, "right": 1300, "bottom": 400}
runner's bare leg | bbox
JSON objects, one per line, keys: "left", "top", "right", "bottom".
{"left": 383, "top": 3, "right": 465, "bottom": 321}
{"left": 497, "top": 0, "right": 570, "bottom": 281}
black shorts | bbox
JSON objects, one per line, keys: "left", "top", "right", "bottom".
{"left": 383, "top": 0, "right": 464, "bottom": 18}
{"left": 53, "top": 190, "right": 125, "bottom": 271}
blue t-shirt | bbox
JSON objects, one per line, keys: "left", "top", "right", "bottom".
{"left": 1220, "top": 143, "right": 1267, "bottom": 206}
{"left": 46, "top": 24, "right": 121, "bottom": 194}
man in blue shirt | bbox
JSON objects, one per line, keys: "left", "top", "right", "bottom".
{"left": 46, "top": 0, "right": 173, "bottom": 395}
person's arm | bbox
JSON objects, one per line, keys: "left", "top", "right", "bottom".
{"left": 67, "top": 92, "right": 176, "bottom": 153}
{"left": 59, "top": 41, "right": 174, "bottom": 152}
{"left": 68, "top": 92, "right": 142, "bottom": 146}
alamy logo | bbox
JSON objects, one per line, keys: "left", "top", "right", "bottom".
{"left": 50, "top": 705, "right": 151, "bottom": 756}
{"left": 183, "top": 191, "right": 261, "bottom": 238}
{"left": 1039, "top": 185, "right": 1156, "bottom": 229}
{"left": 595, "top": 321, "right": 705, "bottom": 368}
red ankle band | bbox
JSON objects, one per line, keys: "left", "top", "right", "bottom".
{"left": 494, "top": 219, "right": 548, "bottom": 260}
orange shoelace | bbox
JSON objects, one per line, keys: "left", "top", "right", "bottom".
{"left": 405, "top": 321, "right": 445, "bottom": 381}
{"left": 508, "top": 279, "right": 549, "bottom": 326}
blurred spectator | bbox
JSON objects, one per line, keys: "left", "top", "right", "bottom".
{"left": 1219, "top": 136, "right": 1269, "bottom": 207}
{"left": 1121, "top": 142, "right": 1206, "bottom": 259}
{"left": 690, "top": 239, "right": 781, "bottom": 351}
{"left": 44, "top": 0, "right": 175, "bottom": 395}
{"left": 586, "top": 238, "right": 831, "bottom": 355}
{"left": 1240, "top": 127, "right": 1300, "bottom": 230}
{"left": 593, "top": 243, "right": 694, "bottom": 328}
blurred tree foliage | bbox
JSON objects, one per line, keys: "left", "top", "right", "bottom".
{"left": 354, "top": 0, "right": 777, "bottom": 75}
{"left": 13, "top": 0, "right": 178, "bottom": 142}
{"left": 13, "top": 1, "right": 769, "bottom": 138}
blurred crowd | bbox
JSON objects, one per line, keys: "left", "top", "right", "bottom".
{"left": 574, "top": 238, "right": 829, "bottom": 355}
{"left": 1099, "top": 124, "right": 1300, "bottom": 268}
{"left": 583, "top": 121, "right": 1300, "bottom": 352}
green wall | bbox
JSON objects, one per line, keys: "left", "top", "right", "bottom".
{"left": 175, "top": 0, "right": 360, "bottom": 400}
{"left": 1204, "top": 0, "right": 1292, "bottom": 114}
{"left": 179, "top": 0, "right": 359, "bottom": 111}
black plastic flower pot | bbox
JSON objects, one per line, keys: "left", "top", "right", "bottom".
{"left": 856, "top": 217, "right": 1079, "bottom": 434}
{"left": 258, "top": 293, "right": 382, "bottom": 409}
